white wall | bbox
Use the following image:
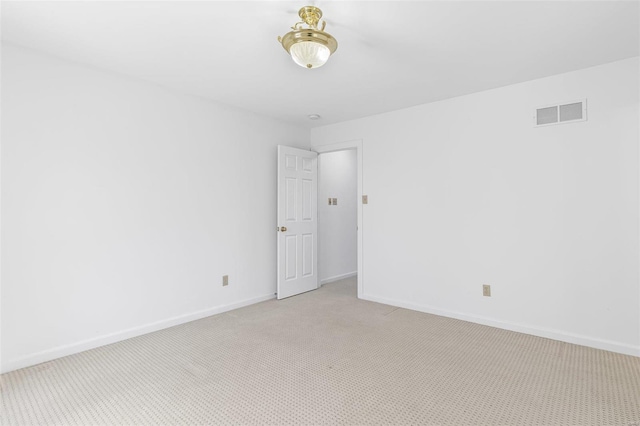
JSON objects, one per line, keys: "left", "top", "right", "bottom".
{"left": 0, "top": 44, "right": 309, "bottom": 372}
{"left": 318, "top": 150, "right": 357, "bottom": 283}
{"left": 311, "top": 57, "right": 640, "bottom": 356}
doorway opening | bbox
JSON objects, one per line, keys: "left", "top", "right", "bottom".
{"left": 313, "top": 140, "right": 363, "bottom": 299}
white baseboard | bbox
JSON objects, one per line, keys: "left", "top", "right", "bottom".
{"left": 361, "top": 293, "right": 640, "bottom": 358}
{"left": 320, "top": 271, "right": 357, "bottom": 286}
{"left": 1, "top": 293, "right": 276, "bottom": 374}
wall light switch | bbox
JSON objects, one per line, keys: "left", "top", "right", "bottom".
{"left": 332, "top": 198, "right": 338, "bottom": 205}
{"left": 328, "top": 198, "right": 332, "bottom": 205}
{"left": 483, "top": 284, "right": 491, "bottom": 297}
{"left": 223, "top": 275, "right": 229, "bottom": 286}
{"left": 362, "top": 195, "right": 368, "bottom": 204}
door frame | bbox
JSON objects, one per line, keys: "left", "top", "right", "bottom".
{"left": 312, "top": 139, "right": 363, "bottom": 299}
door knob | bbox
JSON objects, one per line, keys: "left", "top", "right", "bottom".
{"left": 280, "top": 226, "right": 287, "bottom": 232}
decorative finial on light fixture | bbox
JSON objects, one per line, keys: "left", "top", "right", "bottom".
{"left": 278, "top": 6, "right": 338, "bottom": 69}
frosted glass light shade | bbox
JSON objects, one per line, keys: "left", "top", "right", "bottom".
{"left": 290, "top": 41, "right": 331, "bottom": 69}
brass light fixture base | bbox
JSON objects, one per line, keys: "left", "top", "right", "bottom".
{"left": 298, "top": 6, "right": 322, "bottom": 27}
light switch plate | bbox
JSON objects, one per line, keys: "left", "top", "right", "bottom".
{"left": 483, "top": 284, "right": 491, "bottom": 297}
{"left": 362, "top": 195, "right": 368, "bottom": 204}
{"left": 223, "top": 275, "right": 229, "bottom": 286}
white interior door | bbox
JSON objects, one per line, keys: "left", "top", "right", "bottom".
{"left": 277, "top": 145, "right": 318, "bottom": 299}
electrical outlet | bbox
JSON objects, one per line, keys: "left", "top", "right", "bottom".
{"left": 222, "top": 275, "right": 229, "bottom": 286}
{"left": 483, "top": 284, "right": 491, "bottom": 297}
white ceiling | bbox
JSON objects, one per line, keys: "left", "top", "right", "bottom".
{"left": 2, "top": 1, "right": 638, "bottom": 128}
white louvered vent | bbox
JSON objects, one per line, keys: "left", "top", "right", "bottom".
{"left": 534, "top": 99, "right": 587, "bottom": 127}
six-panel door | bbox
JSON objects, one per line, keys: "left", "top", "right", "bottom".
{"left": 277, "top": 146, "right": 318, "bottom": 299}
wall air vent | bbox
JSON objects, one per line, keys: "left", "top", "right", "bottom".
{"left": 534, "top": 99, "right": 587, "bottom": 127}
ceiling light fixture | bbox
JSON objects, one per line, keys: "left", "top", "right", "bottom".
{"left": 278, "top": 6, "right": 338, "bottom": 69}
{"left": 308, "top": 114, "right": 322, "bottom": 120}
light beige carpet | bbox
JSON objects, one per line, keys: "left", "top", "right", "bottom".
{"left": 2, "top": 277, "right": 639, "bottom": 425}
